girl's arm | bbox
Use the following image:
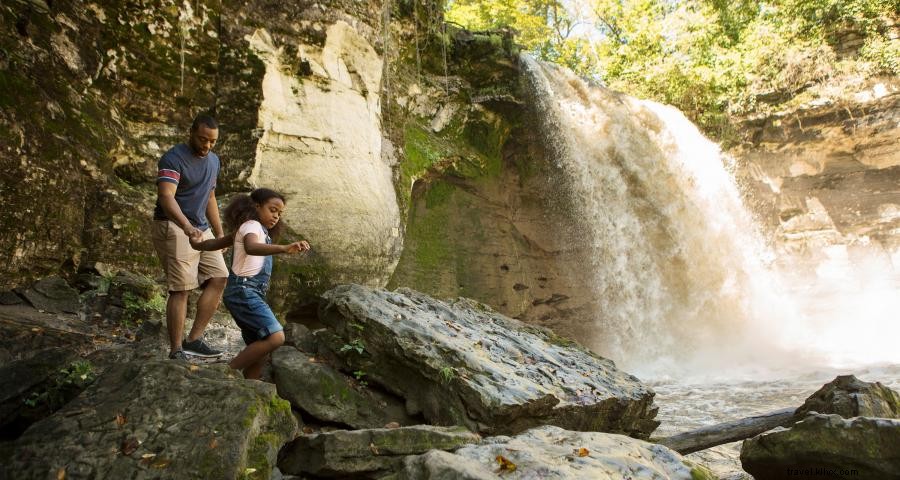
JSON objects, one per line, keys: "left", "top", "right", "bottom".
{"left": 190, "top": 231, "right": 235, "bottom": 251}
{"left": 243, "top": 233, "right": 310, "bottom": 255}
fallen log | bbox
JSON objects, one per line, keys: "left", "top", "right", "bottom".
{"left": 656, "top": 407, "right": 797, "bottom": 455}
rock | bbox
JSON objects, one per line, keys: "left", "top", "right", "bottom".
{"left": 395, "top": 425, "right": 716, "bottom": 480}
{"left": 794, "top": 374, "right": 900, "bottom": 419}
{"left": 740, "top": 413, "right": 900, "bottom": 480}
{"left": 318, "top": 284, "right": 659, "bottom": 437}
{"left": 16, "top": 276, "right": 81, "bottom": 314}
{"left": 0, "top": 291, "right": 24, "bottom": 305}
{"left": 106, "top": 271, "right": 161, "bottom": 307}
{"left": 0, "top": 347, "right": 80, "bottom": 439}
{"left": 0, "top": 361, "right": 298, "bottom": 480}
{"left": 278, "top": 425, "right": 480, "bottom": 477}
{"left": 272, "top": 346, "right": 416, "bottom": 429}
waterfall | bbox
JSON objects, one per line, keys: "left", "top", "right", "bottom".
{"left": 521, "top": 57, "right": 813, "bottom": 377}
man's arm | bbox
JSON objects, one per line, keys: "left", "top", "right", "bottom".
{"left": 158, "top": 182, "right": 199, "bottom": 237}
{"left": 206, "top": 189, "right": 224, "bottom": 238}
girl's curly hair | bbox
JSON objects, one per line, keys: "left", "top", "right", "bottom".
{"left": 223, "top": 188, "right": 286, "bottom": 240}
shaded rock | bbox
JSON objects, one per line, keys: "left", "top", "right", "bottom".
{"left": 0, "top": 291, "right": 24, "bottom": 305}
{"left": 794, "top": 374, "right": 900, "bottom": 419}
{"left": 0, "top": 360, "right": 297, "bottom": 480}
{"left": 0, "top": 347, "right": 80, "bottom": 440}
{"left": 16, "top": 276, "right": 81, "bottom": 314}
{"left": 740, "top": 413, "right": 900, "bottom": 480}
{"left": 318, "top": 284, "right": 658, "bottom": 437}
{"left": 395, "top": 425, "right": 716, "bottom": 480}
{"left": 0, "top": 304, "right": 96, "bottom": 362}
{"left": 279, "top": 425, "right": 480, "bottom": 477}
{"left": 272, "top": 346, "right": 416, "bottom": 429}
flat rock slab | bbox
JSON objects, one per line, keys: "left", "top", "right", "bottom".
{"left": 279, "top": 425, "right": 481, "bottom": 477}
{"left": 16, "top": 276, "right": 81, "bottom": 314}
{"left": 0, "top": 360, "right": 298, "bottom": 480}
{"left": 272, "top": 346, "right": 416, "bottom": 428}
{"left": 740, "top": 413, "right": 900, "bottom": 480}
{"left": 319, "top": 284, "right": 658, "bottom": 437}
{"left": 394, "top": 425, "right": 715, "bottom": 480}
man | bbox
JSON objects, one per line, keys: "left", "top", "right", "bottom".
{"left": 151, "top": 113, "right": 228, "bottom": 360}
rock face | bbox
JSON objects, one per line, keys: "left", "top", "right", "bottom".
{"left": 396, "top": 425, "right": 715, "bottom": 480}
{"left": 318, "top": 284, "right": 659, "bottom": 437}
{"left": 272, "top": 345, "right": 416, "bottom": 429}
{"left": 740, "top": 413, "right": 900, "bottom": 480}
{"left": 0, "top": 361, "right": 298, "bottom": 480}
{"left": 795, "top": 374, "right": 900, "bottom": 419}
{"left": 730, "top": 81, "right": 900, "bottom": 276}
{"left": 279, "top": 425, "right": 481, "bottom": 477}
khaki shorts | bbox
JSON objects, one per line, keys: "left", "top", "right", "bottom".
{"left": 151, "top": 220, "right": 228, "bottom": 292}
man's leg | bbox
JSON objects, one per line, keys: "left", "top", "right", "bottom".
{"left": 187, "top": 277, "right": 225, "bottom": 342}
{"left": 167, "top": 290, "right": 190, "bottom": 353}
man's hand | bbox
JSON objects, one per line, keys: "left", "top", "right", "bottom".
{"left": 282, "top": 241, "right": 311, "bottom": 254}
{"left": 188, "top": 230, "right": 204, "bottom": 250}
{"left": 182, "top": 224, "right": 200, "bottom": 238}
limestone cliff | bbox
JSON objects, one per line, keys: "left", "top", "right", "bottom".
{"left": 730, "top": 78, "right": 900, "bottom": 276}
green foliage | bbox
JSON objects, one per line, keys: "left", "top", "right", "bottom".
{"left": 438, "top": 366, "right": 456, "bottom": 384}
{"left": 352, "top": 369, "right": 369, "bottom": 387}
{"left": 446, "top": 0, "right": 899, "bottom": 139}
{"left": 122, "top": 291, "right": 166, "bottom": 327}
{"left": 340, "top": 339, "right": 366, "bottom": 355}
{"left": 24, "top": 361, "right": 95, "bottom": 410}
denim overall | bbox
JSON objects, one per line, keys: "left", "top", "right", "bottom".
{"left": 223, "top": 229, "right": 282, "bottom": 344}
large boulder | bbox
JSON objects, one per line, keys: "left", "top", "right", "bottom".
{"left": 278, "top": 425, "right": 481, "bottom": 478}
{"left": 272, "top": 346, "right": 416, "bottom": 429}
{"left": 740, "top": 413, "right": 900, "bottom": 480}
{"left": 0, "top": 360, "right": 298, "bottom": 480}
{"left": 794, "top": 374, "right": 900, "bottom": 419}
{"left": 394, "top": 425, "right": 716, "bottom": 480}
{"left": 318, "top": 284, "right": 659, "bottom": 437}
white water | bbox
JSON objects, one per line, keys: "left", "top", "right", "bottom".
{"left": 521, "top": 57, "right": 900, "bottom": 382}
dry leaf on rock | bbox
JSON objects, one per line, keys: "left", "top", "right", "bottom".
{"left": 114, "top": 413, "right": 126, "bottom": 427}
{"left": 575, "top": 447, "right": 589, "bottom": 457}
{"left": 120, "top": 437, "right": 139, "bottom": 456}
{"left": 496, "top": 454, "right": 516, "bottom": 472}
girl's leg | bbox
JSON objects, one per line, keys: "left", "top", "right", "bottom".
{"left": 229, "top": 331, "right": 285, "bottom": 379}
{"left": 243, "top": 358, "right": 267, "bottom": 380}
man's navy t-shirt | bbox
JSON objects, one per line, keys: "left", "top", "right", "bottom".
{"left": 153, "top": 143, "right": 219, "bottom": 230}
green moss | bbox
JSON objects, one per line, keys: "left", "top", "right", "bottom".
{"left": 242, "top": 433, "right": 282, "bottom": 480}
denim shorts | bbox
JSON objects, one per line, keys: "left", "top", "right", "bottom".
{"left": 223, "top": 283, "right": 283, "bottom": 345}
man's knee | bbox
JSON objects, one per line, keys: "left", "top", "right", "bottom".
{"left": 168, "top": 290, "right": 190, "bottom": 301}
{"left": 202, "top": 277, "right": 226, "bottom": 290}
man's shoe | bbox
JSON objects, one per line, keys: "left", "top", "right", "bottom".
{"left": 169, "top": 350, "right": 189, "bottom": 361}
{"left": 182, "top": 337, "right": 223, "bottom": 357}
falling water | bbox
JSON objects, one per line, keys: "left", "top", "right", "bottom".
{"left": 521, "top": 57, "right": 900, "bottom": 379}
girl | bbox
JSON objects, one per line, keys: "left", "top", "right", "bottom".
{"left": 190, "top": 188, "right": 309, "bottom": 379}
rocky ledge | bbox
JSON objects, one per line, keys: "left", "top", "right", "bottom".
{"left": 315, "top": 284, "right": 659, "bottom": 437}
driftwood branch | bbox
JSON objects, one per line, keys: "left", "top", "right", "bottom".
{"left": 656, "top": 407, "right": 797, "bottom": 455}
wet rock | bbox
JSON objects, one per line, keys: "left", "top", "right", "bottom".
{"left": 318, "top": 284, "right": 658, "bottom": 437}
{"left": 395, "top": 425, "right": 716, "bottom": 480}
{"left": 795, "top": 374, "right": 900, "bottom": 419}
{"left": 278, "top": 425, "right": 480, "bottom": 478}
{"left": 16, "top": 276, "right": 81, "bottom": 314}
{"left": 272, "top": 346, "right": 416, "bottom": 429}
{"left": 740, "top": 413, "right": 900, "bottom": 480}
{"left": 0, "top": 360, "right": 297, "bottom": 480}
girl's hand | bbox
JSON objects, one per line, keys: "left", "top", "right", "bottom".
{"left": 283, "top": 241, "right": 311, "bottom": 254}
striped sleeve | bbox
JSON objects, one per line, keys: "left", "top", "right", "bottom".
{"left": 157, "top": 154, "right": 181, "bottom": 185}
